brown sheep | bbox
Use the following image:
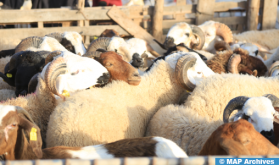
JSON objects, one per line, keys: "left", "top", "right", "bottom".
{"left": 198, "top": 119, "right": 279, "bottom": 156}
{"left": 97, "top": 51, "right": 141, "bottom": 86}
{"left": 206, "top": 47, "right": 267, "bottom": 76}
{"left": 100, "top": 29, "right": 120, "bottom": 38}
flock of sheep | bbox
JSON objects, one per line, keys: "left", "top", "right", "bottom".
{"left": 1, "top": 19, "right": 279, "bottom": 160}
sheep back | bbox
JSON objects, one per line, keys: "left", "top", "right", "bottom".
{"left": 233, "top": 29, "right": 279, "bottom": 50}
{"left": 184, "top": 74, "right": 279, "bottom": 121}
{"left": 146, "top": 104, "right": 222, "bottom": 156}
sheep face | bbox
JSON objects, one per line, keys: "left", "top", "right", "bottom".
{"left": 166, "top": 23, "right": 197, "bottom": 48}
{"left": 198, "top": 21, "right": 233, "bottom": 53}
{"left": 186, "top": 53, "right": 215, "bottom": 85}
{"left": 0, "top": 105, "right": 43, "bottom": 160}
{"left": 236, "top": 97, "right": 275, "bottom": 140}
{"left": 199, "top": 119, "right": 279, "bottom": 155}
{"left": 224, "top": 96, "right": 279, "bottom": 143}
{"left": 63, "top": 32, "right": 86, "bottom": 56}
{"left": 98, "top": 52, "right": 141, "bottom": 86}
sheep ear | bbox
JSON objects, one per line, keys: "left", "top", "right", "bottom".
{"left": 220, "top": 139, "right": 250, "bottom": 155}
{"left": 18, "top": 115, "right": 43, "bottom": 158}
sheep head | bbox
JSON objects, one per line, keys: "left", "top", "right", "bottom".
{"left": 98, "top": 51, "right": 141, "bottom": 86}
{"left": 154, "top": 23, "right": 205, "bottom": 50}
{"left": 198, "top": 20, "right": 233, "bottom": 53}
{"left": 223, "top": 94, "right": 279, "bottom": 143}
{"left": 174, "top": 52, "right": 215, "bottom": 91}
{"left": 199, "top": 119, "right": 279, "bottom": 155}
{"left": 43, "top": 51, "right": 110, "bottom": 100}
{"left": 228, "top": 48, "right": 267, "bottom": 77}
{"left": 100, "top": 29, "right": 120, "bottom": 38}
{"left": 0, "top": 105, "right": 42, "bottom": 160}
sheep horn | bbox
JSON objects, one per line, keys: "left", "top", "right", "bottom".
{"left": 15, "top": 36, "right": 44, "bottom": 53}
{"left": 175, "top": 55, "right": 197, "bottom": 91}
{"left": 87, "top": 37, "right": 111, "bottom": 53}
{"left": 45, "top": 51, "right": 63, "bottom": 65}
{"left": 264, "top": 94, "right": 279, "bottom": 108}
{"left": 190, "top": 25, "right": 205, "bottom": 50}
{"left": 146, "top": 43, "right": 161, "bottom": 57}
{"left": 215, "top": 23, "right": 233, "bottom": 44}
{"left": 96, "top": 48, "right": 108, "bottom": 53}
{"left": 82, "top": 51, "right": 103, "bottom": 60}
{"left": 228, "top": 54, "right": 241, "bottom": 74}
{"left": 268, "top": 61, "right": 279, "bottom": 77}
{"left": 45, "top": 32, "right": 64, "bottom": 42}
{"left": 223, "top": 96, "right": 250, "bottom": 123}
{"left": 45, "top": 57, "right": 67, "bottom": 100}
{"left": 15, "top": 106, "right": 35, "bottom": 124}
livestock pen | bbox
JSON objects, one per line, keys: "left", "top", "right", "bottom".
{"left": 0, "top": 0, "right": 277, "bottom": 49}
{"left": 0, "top": 0, "right": 279, "bottom": 164}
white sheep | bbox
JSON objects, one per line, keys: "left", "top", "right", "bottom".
{"left": 146, "top": 92, "right": 279, "bottom": 156}
{"left": 46, "top": 51, "right": 215, "bottom": 148}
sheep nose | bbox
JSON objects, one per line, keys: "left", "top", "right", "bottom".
{"left": 133, "top": 72, "right": 140, "bottom": 78}
{"left": 261, "top": 130, "right": 274, "bottom": 143}
{"left": 97, "top": 72, "right": 110, "bottom": 85}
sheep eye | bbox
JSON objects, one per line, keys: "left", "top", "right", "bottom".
{"left": 71, "top": 70, "right": 79, "bottom": 75}
{"left": 197, "top": 72, "right": 201, "bottom": 74}
{"left": 242, "top": 114, "right": 250, "bottom": 120}
{"left": 11, "top": 124, "right": 17, "bottom": 127}
{"left": 106, "top": 63, "right": 113, "bottom": 67}
{"left": 255, "top": 50, "right": 259, "bottom": 56}
{"left": 185, "top": 33, "right": 190, "bottom": 37}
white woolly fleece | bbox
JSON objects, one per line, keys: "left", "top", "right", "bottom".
{"left": 63, "top": 32, "right": 86, "bottom": 55}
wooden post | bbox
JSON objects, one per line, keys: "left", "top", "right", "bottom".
{"left": 38, "top": 21, "right": 43, "bottom": 28}
{"left": 262, "top": 0, "right": 278, "bottom": 30}
{"left": 247, "top": 0, "right": 260, "bottom": 30}
{"left": 152, "top": 0, "right": 164, "bottom": 43}
{"left": 176, "top": 0, "right": 186, "bottom": 6}
{"left": 196, "top": 0, "right": 215, "bottom": 25}
{"left": 77, "top": 0, "right": 85, "bottom": 27}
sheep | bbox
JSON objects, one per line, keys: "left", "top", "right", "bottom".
{"left": 0, "top": 51, "right": 52, "bottom": 96}
{"left": 0, "top": 105, "right": 187, "bottom": 160}
{"left": 146, "top": 93, "right": 279, "bottom": 156}
{"left": 99, "top": 29, "right": 120, "bottom": 38}
{"left": 198, "top": 119, "right": 279, "bottom": 156}
{"left": 233, "top": 29, "right": 279, "bottom": 50}
{"left": 45, "top": 32, "right": 86, "bottom": 55}
{"left": 198, "top": 20, "right": 233, "bottom": 53}
{"left": 46, "top": 51, "right": 215, "bottom": 148}
{"left": 0, "top": 56, "right": 15, "bottom": 90}
{"left": 206, "top": 47, "right": 267, "bottom": 76}
{"left": 154, "top": 22, "right": 205, "bottom": 51}
{"left": 0, "top": 76, "right": 57, "bottom": 148}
